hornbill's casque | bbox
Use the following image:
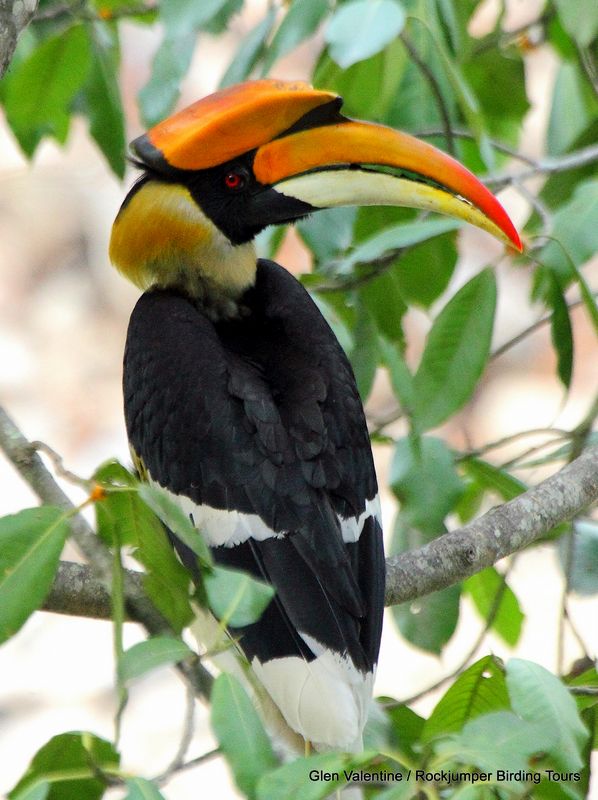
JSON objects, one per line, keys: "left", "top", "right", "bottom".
{"left": 110, "top": 80, "right": 522, "bottom": 755}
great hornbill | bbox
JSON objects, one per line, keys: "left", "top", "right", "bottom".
{"left": 110, "top": 79, "right": 521, "bottom": 754}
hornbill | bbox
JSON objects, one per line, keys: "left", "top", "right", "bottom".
{"left": 110, "top": 80, "right": 521, "bottom": 754}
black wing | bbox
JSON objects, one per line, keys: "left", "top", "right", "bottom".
{"left": 123, "top": 259, "right": 384, "bottom": 681}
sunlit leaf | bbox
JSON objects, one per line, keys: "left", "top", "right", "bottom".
{"left": 124, "top": 778, "right": 166, "bottom": 800}
{"left": 422, "top": 655, "right": 509, "bottom": 742}
{"left": 211, "top": 674, "right": 277, "bottom": 799}
{"left": 9, "top": 732, "right": 120, "bottom": 800}
{"left": 139, "top": 483, "right": 212, "bottom": 567}
{"left": 220, "top": 8, "right": 277, "bottom": 87}
{"left": 542, "top": 269, "right": 574, "bottom": 388}
{"left": 506, "top": 659, "right": 588, "bottom": 773}
{"left": 262, "top": 0, "right": 329, "bottom": 74}
{"left": 325, "top": 0, "right": 405, "bottom": 68}
{"left": 390, "top": 435, "right": 463, "bottom": 534}
{"left": 460, "top": 458, "right": 526, "bottom": 501}
{"left": 553, "top": 0, "right": 598, "bottom": 48}
{"left": 464, "top": 569, "right": 524, "bottom": 647}
{"left": 0, "top": 507, "right": 68, "bottom": 644}
{"left": 435, "top": 711, "right": 555, "bottom": 778}
{"left": 82, "top": 22, "right": 126, "bottom": 178}
{"left": 558, "top": 521, "right": 598, "bottom": 596}
{"left": 119, "top": 637, "right": 193, "bottom": 683}
{"left": 257, "top": 752, "right": 375, "bottom": 800}
{"left": 205, "top": 565, "right": 274, "bottom": 627}
{"left": 138, "top": 33, "right": 196, "bottom": 127}
{"left": 4, "top": 24, "right": 91, "bottom": 156}
{"left": 413, "top": 268, "right": 496, "bottom": 432}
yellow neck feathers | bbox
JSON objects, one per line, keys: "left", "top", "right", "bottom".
{"left": 109, "top": 181, "right": 257, "bottom": 312}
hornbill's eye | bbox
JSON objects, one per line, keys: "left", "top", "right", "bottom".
{"left": 224, "top": 169, "right": 247, "bottom": 191}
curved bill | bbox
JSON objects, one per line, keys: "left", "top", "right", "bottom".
{"left": 254, "top": 121, "right": 522, "bottom": 251}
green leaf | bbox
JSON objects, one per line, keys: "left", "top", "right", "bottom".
{"left": 262, "top": 0, "right": 330, "bottom": 74}
{"left": 413, "top": 268, "right": 497, "bottom": 432}
{"left": 159, "top": 0, "right": 230, "bottom": 37}
{"left": 342, "top": 218, "right": 461, "bottom": 273}
{"left": 379, "top": 338, "right": 415, "bottom": 416}
{"left": 464, "top": 568, "right": 524, "bottom": 647}
{"left": 553, "top": 0, "right": 598, "bottom": 48}
{"left": 119, "top": 636, "right": 193, "bottom": 683}
{"left": 94, "top": 460, "right": 141, "bottom": 547}
{"left": 506, "top": 659, "right": 588, "bottom": 772}
{"left": 82, "top": 22, "right": 126, "bottom": 178}
{"left": 220, "top": 9, "right": 277, "bottom": 87}
{"left": 297, "top": 207, "right": 357, "bottom": 264}
{"left": 10, "top": 782, "right": 49, "bottom": 800}
{"left": 359, "top": 270, "right": 407, "bottom": 345}
{"left": 393, "top": 583, "right": 460, "bottom": 655}
{"left": 124, "top": 778, "right": 166, "bottom": 800}
{"left": 559, "top": 521, "right": 598, "bottom": 596}
{"left": 435, "top": 711, "right": 555, "bottom": 777}
{"left": 390, "top": 435, "right": 463, "bottom": 534}
{"left": 205, "top": 565, "right": 274, "bottom": 628}
{"left": 325, "top": 0, "right": 405, "bottom": 68}
{"left": 4, "top": 24, "right": 91, "bottom": 156}
{"left": 350, "top": 302, "right": 380, "bottom": 400}
{"left": 460, "top": 457, "right": 526, "bottom": 501}
{"left": 201, "top": 0, "right": 243, "bottom": 34}
{"left": 257, "top": 752, "right": 375, "bottom": 800}
{"left": 422, "top": 655, "right": 510, "bottom": 742}
{"left": 138, "top": 33, "right": 196, "bottom": 127}
{"left": 0, "top": 507, "right": 68, "bottom": 644}
{"left": 100, "top": 481, "right": 194, "bottom": 632}
{"left": 462, "top": 45, "right": 529, "bottom": 142}
{"left": 547, "top": 63, "right": 595, "bottom": 156}
{"left": 211, "top": 674, "right": 277, "bottom": 799}
{"left": 394, "top": 231, "right": 458, "bottom": 308}
{"left": 139, "top": 483, "right": 212, "bottom": 567}
{"left": 378, "top": 701, "right": 424, "bottom": 760}
{"left": 314, "top": 38, "right": 406, "bottom": 121}
{"left": 537, "top": 180, "right": 598, "bottom": 290}
{"left": 9, "top": 732, "right": 120, "bottom": 800}
{"left": 566, "top": 667, "right": 598, "bottom": 713}
{"left": 546, "top": 271, "right": 574, "bottom": 388}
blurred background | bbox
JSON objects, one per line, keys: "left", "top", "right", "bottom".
{"left": 1, "top": 0, "right": 597, "bottom": 796}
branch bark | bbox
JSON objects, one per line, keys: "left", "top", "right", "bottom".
{"left": 38, "top": 444, "right": 598, "bottom": 618}
{"left": 0, "top": 0, "right": 38, "bottom": 78}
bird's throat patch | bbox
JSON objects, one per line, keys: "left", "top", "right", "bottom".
{"left": 109, "top": 181, "right": 256, "bottom": 307}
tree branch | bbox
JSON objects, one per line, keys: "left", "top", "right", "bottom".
{"left": 0, "top": 0, "right": 38, "bottom": 77}
{"left": 0, "top": 405, "right": 214, "bottom": 701}
{"left": 483, "top": 143, "right": 598, "bottom": 190}
{"left": 385, "top": 444, "right": 598, "bottom": 604}
{"left": 38, "top": 445, "right": 598, "bottom": 618}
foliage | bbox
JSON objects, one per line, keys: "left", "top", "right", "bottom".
{"left": 1, "top": 0, "right": 598, "bottom": 798}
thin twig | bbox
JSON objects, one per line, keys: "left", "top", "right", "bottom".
{"left": 455, "top": 427, "right": 569, "bottom": 462}
{"left": 483, "top": 143, "right": 598, "bottom": 190}
{"left": 153, "top": 683, "right": 197, "bottom": 783}
{"left": 400, "top": 32, "right": 455, "bottom": 155}
{"left": 490, "top": 292, "right": 598, "bottom": 362}
{"left": 416, "top": 127, "right": 536, "bottom": 165}
{"left": 30, "top": 440, "right": 92, "bottom": 490}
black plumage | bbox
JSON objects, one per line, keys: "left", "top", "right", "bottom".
{"left": 124, "top": 258, "right": 384, "bottom": 680}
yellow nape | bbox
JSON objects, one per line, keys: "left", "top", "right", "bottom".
{"left": 109, "top": 181, "right": 256, "bottom": 300}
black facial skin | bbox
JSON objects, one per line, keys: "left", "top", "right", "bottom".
{"left": 184, "top": 152, "right": 315, "bottom": 244}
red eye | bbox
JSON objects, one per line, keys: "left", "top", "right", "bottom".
{"left": 224, "top": 171, "right": 245, "bottom": 190}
